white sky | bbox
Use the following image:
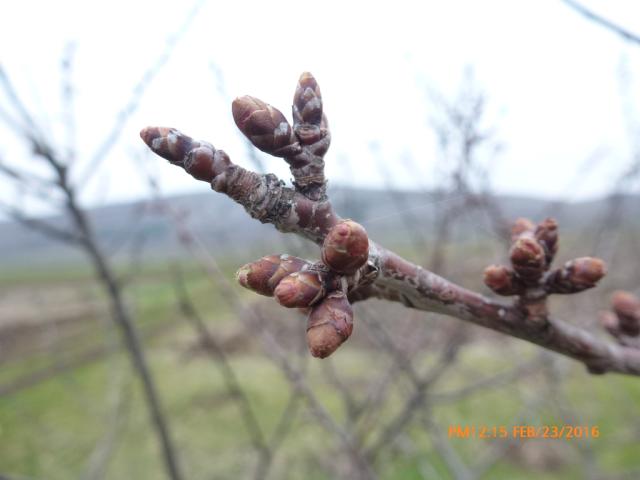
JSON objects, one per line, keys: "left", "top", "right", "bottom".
{"left": 1, "top": 0, "right": 640, "bottom": 214}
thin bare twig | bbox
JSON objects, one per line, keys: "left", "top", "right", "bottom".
{"left": 562, "top": 0, "right": 640, "bottom": 46}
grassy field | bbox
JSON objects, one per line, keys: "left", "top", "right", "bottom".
{"left": 1, "top": 259, "right": 640, "bottom": 479}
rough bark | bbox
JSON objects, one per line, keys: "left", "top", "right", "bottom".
{"left": 140, "top": 72, "right": 640, "bottom": 377}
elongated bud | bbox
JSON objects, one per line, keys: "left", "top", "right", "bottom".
{"left": 511, "top": 217, "right": 535, "bottom": 242}
{"left": 232, "top": 96, "right": 297, "bottom": 157}
{"left": 612, "top": 291, "right": 640, "bottom": 336}
{"left": 140, "top": 127, "right": 194, "bottom": 163}
{"left": 483, "top": 265, "right": 523, "bottom": 296}
{"left": 545, "top": 257, "right": 607, "bottom": 294}
{"left": 535, "top": 218, "right": 559, "bottom": 262}
{"left": 140, "top": 127, "right": 231, "bottom": 183}
{"left": 293, "top": 72, "right": 323, "bottom": 126}
{"left": 306, "top": 291, "right": 353, "bottom": 358}
{"left": 274, "top": 271, "right": 326, "bottom": 308}
{"left": 509, "top": 236, "right": 546, "bottom": 283}
{"left": 321, "top": 220, "right": 369, "bottom": 275}
{"left": 292, "top": 72, "right": 326, "bottom": 146}
{"left": 236, "top": 254, "right": 307, "bottom": 296}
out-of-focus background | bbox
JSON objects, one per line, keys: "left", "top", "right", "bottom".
{"left": 1, "top": 1, "right": 640, "bottom": 479}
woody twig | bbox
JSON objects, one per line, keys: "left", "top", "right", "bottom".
{"left": 141, "top": 72, "right": 640, "bottom": 375}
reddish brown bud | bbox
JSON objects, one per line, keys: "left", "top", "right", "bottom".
{"left": 612, "top": 291, "right": 640, "bottom": 317}
{"left": 232, "top": 96, "right": 297, "bottom": 156}
{"left": 567, "top": 257, "right": 606, "bottom": 287}
{"left": 509, "top": 236, "right": 546, "bottom": 283}
{"left": 140, "top": 127, "right": 194, "bottom": 163}
{"left": 612, "top": 291, "right": 640, "bottom": 336}
{"left": 306, "top": 291, "right": 353, "bottom": 358}
{"left": 183, "top": 146, "right": 231, "bottom": 182}
{"left": 236, "top": 254, "right": 307, "bottom": 296}
{"left": 511, "top": 217, "right": 535, "bottom": 242}
{"left": 535, "top": 217, "right": 559, "bottom": 262}
{"left": 293, "top": 72, "right": 323, "bottom": 126}
{"left": 140, "top": 127, "right": 233, "bottom": 185}
{"left": 274, "top": 271, "right": 325, "bottom": 308}
{"left": 546, "top": 257, "right": 607, "bottom": 294}
{"left": 483, "top": 265, "right": 523, "bottom": 296}
{"left": 321, "top": 220, "right": 369, "bottom": 275}
{"left": 599, "top": 311, "right": 620, "bottom": 338}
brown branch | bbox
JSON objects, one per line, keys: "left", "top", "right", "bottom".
{"left": 140, "top": 72, "right": 640, "bottom": 377}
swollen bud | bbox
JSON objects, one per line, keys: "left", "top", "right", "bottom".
{"left": 236, "top": 254, "right": 307, "bottom": 296}
{"left": 293, "top": 72, "right": 323, "bottom": 126}
{"left": 306, "top": 291, "right": 354, "bottom": 358}
{"left": 274, "top": 271, "right": 325, "bottom": 308}
{"left": 565, "top": 257, "right": 606, "bottom": 288}
{"left": 535, "top": 217, "right": 559, "bottom": 262}
{"left": 611, "top": 291, "right": 640, "bottom": 336}
{"left": 184, "top": 146, "right": 231, "bottom": 182}
{"left": 140, "top": 127, "right": 194, "bottom": 163}
{"left": 232, "top": 96, "right": 296, "bottom": 156}
{"left": 546, "top": 257, "right": 607, "bottom": 294}
{"left": 599, "top": 311, "right": 620, "bottom": 338}
{"left": 321, "top": 220, "right": 369, "bottom": 275}
{"left": 511, "top": 217, "right": 535, "bottom": 242}
{"left": 483, "top": 265, "right": 523, "bottom": 296}
{"left": 509, "top": 236, "right": 546, "bottom": 283}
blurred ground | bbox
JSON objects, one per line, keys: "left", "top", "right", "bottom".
{"left": 1, "top": 226, "right": 640, "bottom": 479}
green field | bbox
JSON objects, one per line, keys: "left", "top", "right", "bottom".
{"left": 1, "top": 260, "right": 640, "bottom": 480}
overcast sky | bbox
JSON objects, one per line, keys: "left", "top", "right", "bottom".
{"left": 1, "top": 0, "right": 640, "bottom": 215}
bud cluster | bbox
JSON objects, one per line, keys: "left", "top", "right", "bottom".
{"left": 484, "top": 217, "right": 606, "bottom": 296}
{"left": 545, "top": 257, "right": 607, "bottom": 294}
{"left": 231, "top": 71, "right": 331, "bottom": 201}
{"left": 237, "top": 220, "right": 370, "bottom": 358}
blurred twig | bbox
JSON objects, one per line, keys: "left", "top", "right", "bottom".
{"left": 77, "top": 0, "right": 206, "bottom": 186}
{"left": 562, "top": 0, "right": 640, "bottom": 46}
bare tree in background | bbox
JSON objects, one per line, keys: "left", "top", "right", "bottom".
{"left": 141, "top": 71, "right": 640, "bottom": 376}
{"left": 2, "top": 4, "right": 640, "bottom": 474}
{"left": 0, "top": 3, "right": 207, "bottom": 478}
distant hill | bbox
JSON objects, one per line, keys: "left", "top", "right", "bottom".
{"left": 1, "top": 186, "right": 638, "bottom": 269}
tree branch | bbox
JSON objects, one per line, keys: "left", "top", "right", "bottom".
{"left": 141, "top": 72, "right": 640, "bottom": 377}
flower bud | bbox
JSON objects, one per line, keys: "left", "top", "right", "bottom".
{"left": 546, "top": 257, "right": 607, "bottom": 294}
{"left": 232, "top": 96, "right": 296, "bottom": 156}
{"left": 483, "top": 265, "right": 523, "bottom": 296}
{"left": 321, "top": 220, "right": 369, "bottom": 275}
{"left": 612, "top": 291, "right": 640, "bottom": 336}
{"left": 509, "top": 236, "right": 546, "bottom": 283}
{"left": 183, "top": 146, "right": 231, "bottom": 182}
{"left": 274, "top": 271, "right": 325, "bottom": 308}
{"left": 236, "top": 254, "right": 307, "bottom": 296}
{"left": 306, "top": 291, "right": 353, "bottom": 358}
{"left": 566, "top": 257, "right": 606, "bottom": 287}
{"left": 511, "top": 217, "right": 535, "bottom": 242}
{"left": 293, "top": 72, "right": 323, "bottom": 126}
{"left": 535, "top": 217, "right": 559, "bottom": 262}
{"left": 599, "top": 311, "right": 620, "bottom": 338}
{"left": 140, "top": 127, "right": 194, "bottom": 163}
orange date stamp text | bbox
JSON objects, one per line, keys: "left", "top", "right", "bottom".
{"left": 448, "top": 424, "right": 600, "bottom": 440}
